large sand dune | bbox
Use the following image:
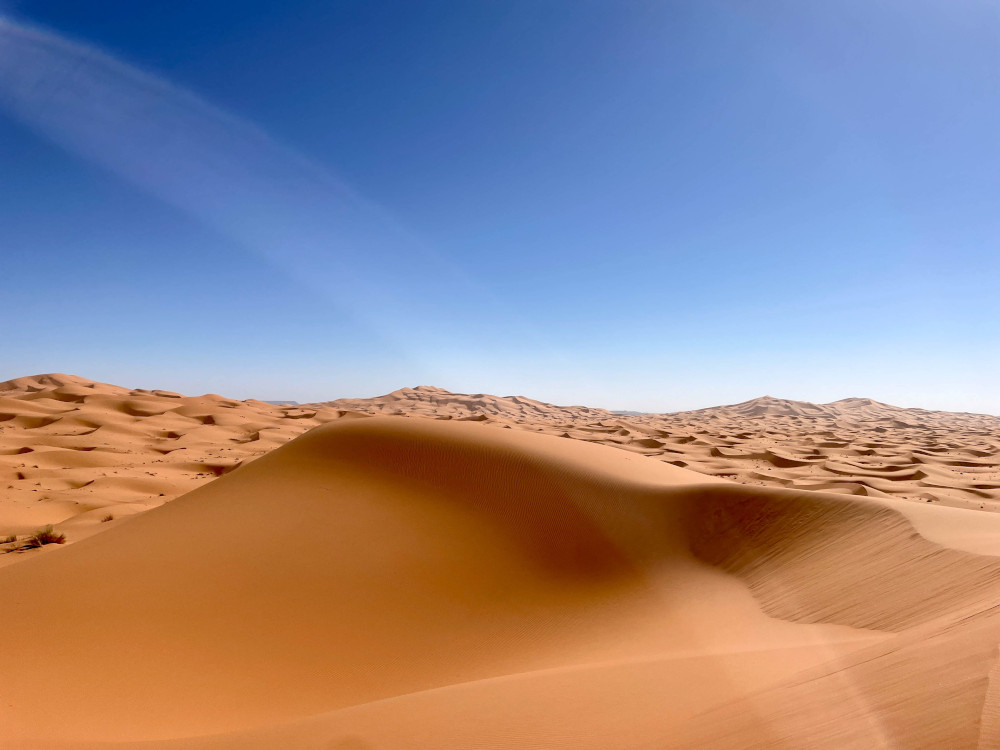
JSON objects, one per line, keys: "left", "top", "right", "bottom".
{"left": 3, "top": 375, "right": 1000, "bottom": 746}
{"left": 3, "top": 377, "right": 997, "bottom": 558}
{"left": 6, "top": 414, "right": 1000, "bottom": 748}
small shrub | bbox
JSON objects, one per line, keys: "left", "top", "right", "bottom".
{"left": 2, "top": 533, "right": 16, "bottom": 544}
{"left": 25, "top": 525, "right": 66, "bottom": 548}
{"left": 101, "top": 514, "right": 114, "bottom": 523}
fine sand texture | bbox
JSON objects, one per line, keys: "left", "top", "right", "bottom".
{"left": 3, "top": 376, "right": 1000, "bottom": 747}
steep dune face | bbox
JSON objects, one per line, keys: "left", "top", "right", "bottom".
{"left": 4, "top": 418, "right": 1000, "bottom": 748}
{"left": 685, "top": 485, "right": 1000, "bottom": 630}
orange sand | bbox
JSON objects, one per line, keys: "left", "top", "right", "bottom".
{"left": 325, "top": 387, "right": 1000, "bottom": 511}
{"left": 2, "top": 375, "right": 1000, "bottom": 747}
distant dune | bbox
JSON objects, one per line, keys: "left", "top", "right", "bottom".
{"left": 318, "top": 386, "right": 1000, "bottom": 511}
{"left": 321, "top": 384, "right": 616, "bottom": 421}
{"left": 4, "top": 375, "right": 1000, "bottom": 746}
{"left": 650, "top": 394, "right": 1000, "bottom": 509}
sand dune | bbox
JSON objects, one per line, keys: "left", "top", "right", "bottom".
{"left": 0, "top": 375, "right": 1000, "bottom": 566}
{"left": 325, "top": 384, "right": 616, "bottom": 422}
{"left": 318, "top": 388, "right": 1000, "bottom": 511}
{"left": 641, "top": 396, "right": 1000, "bottom": 510}
{"left": 4, "top": 375, "right": 1000, "bottom": 746}
{"left": 0, "top": 374, "right": 353, "bottom": 559}
{"left": 3, "top": 377, "right": 999, "bottom": 562}
{"left": 3, "top": 412, "right": 1000, "bottom": 748}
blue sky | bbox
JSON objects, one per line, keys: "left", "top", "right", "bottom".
{"left": 2, "top": 1, "right": 998, "bottom": 412}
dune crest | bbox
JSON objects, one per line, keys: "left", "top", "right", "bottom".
{"left": 319, "top": 386, "right": 1000, "bottom": 510}
{"left": 3, "top": 375, "right": 999, "bottom": 563}
{"left": 3, "top": 375, "right": 999, "bottom": 562}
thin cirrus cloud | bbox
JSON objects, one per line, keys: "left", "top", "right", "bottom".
{"left": 0, "top": 17, "right": 511, "bottom": 358}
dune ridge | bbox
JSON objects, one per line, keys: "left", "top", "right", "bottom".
{"left": 318, "top": 387, "right": 1000, "bottom": 510}
{"left": 3, "top": 376, "right": 999, "bottom": 560}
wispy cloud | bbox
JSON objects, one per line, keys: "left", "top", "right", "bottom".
{"left": 0, "top": 18, "right": 508, "bottom": 359}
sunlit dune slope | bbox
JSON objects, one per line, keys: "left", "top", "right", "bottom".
{"left": 5, "top": 417, "right": 1000, "bottom": 748}
{"left": 0, "top": 373, "right": 356, "bottom": 555}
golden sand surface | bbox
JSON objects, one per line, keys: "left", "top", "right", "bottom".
{"left": 327, "top": 385, "right": 1000, "bottom": 510}
{"left": 3, "top": 374, "right": 1000, "bottom": 747}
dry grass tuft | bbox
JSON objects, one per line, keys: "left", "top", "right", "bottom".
{"left": 24, "top": 525, "right": 66, "bottom": 548}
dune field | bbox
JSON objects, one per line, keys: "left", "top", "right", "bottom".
{"left": 3, "top": 374, "right": 1000, "bottom": 747}
{"left": 3, "top": 375, "right": 997, "bottom": 557}
{"left": 327, "top": 386, "right": 1000, "bottom": 511}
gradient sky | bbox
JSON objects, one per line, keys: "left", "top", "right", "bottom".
{"left": 2, "top": 0, "right": 998, "bottom": 413}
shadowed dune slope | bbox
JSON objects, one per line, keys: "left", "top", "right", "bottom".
{"left": 4, "top": 418, "right": 1000, "bottom": 748}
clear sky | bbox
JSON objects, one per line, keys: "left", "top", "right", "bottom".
{"left": 2, "top": 1, "right": 998, "bottom": 413}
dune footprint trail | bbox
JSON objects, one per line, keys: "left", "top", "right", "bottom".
{"left": 4, "top": 417, "right": 1000, "bottom": 749}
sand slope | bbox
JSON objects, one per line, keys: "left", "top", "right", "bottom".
{"left": 3, "top": 377, "right": 998, "bottom": 561}
{"left": 0, "top": 374, "right": 358, "bottom": 559}
{"left": 4, "top": 416, "right": 1000, "bottom": 747}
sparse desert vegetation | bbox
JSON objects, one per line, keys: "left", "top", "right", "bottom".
{"left": 24, "top": 525, "right": 66, "bottom": 548}
{"left": 2, "top": 526, "right": 66, "bottom": 553}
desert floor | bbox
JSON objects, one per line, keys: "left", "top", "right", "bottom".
{"left": 3, "top": 374, "right": 1000, "bottom": 748}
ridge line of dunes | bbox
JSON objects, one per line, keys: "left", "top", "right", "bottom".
{"left": 4, "top": 416, "right": 1000, "bottom": 747}
{"left": 317, "top": 385, "right": 1000, "bottom": 510}
{"left": 3, "top": 373, "right": 999, "bottom": 562}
